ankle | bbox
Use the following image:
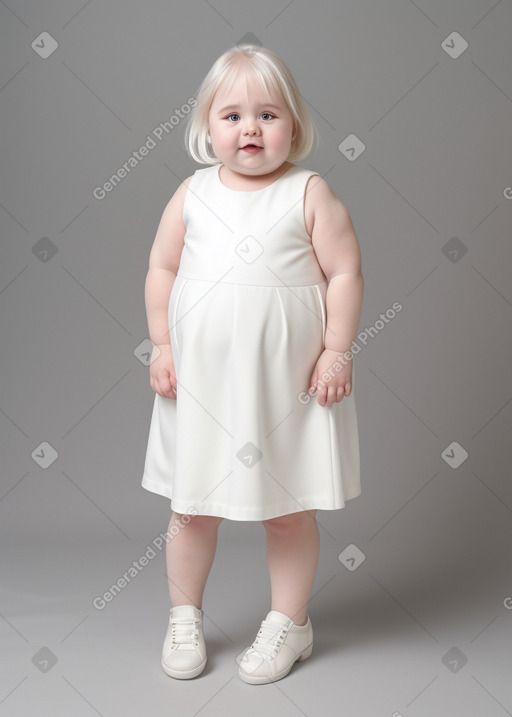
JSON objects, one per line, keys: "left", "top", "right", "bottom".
{"left": 171, "top": 602, "right": 202, "bottom": 610}
{"left": 271, "top": 608, "right": 307, "bottom": 626}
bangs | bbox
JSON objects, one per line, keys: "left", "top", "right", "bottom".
{"left": 219, "top": 61, "right": 282, "bottom": 105}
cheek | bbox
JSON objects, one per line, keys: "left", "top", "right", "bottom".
{"left": 268, "top": 127, "right": 292, "bottom": 146}
{"left": 212, "top": 128, "right": 236, "bottom": 149}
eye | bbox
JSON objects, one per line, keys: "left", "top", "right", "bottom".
{"left": 261, "top": 112, "right": 275, "bottom": 120}
{"left": 226, "top": 113, "right": 240, "bottom": 122}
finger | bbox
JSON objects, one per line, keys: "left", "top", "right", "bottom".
{"left": 166, "top": 375, "right": 178, "bottom": 397}
{"left": 327, "top": 385, "right": 338, "bottom": 405}
{"left": 317, "top": 386, "right": 327, "bottom": 406}
{"left": 169, "top": 375, "right": 178, "bottom": 397}
{"left": 157, "top": 376, "right": 174, "bottom": 399}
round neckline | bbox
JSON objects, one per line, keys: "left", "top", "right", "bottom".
{"left": 216, "top": 163, "right": 296, "bottom": 193}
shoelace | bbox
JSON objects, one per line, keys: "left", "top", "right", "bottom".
{"left": 170, "top": 617, "right": 200, "bottom": 647}
{"left": 249, "top": 620, "right": 288, "bottom": 660}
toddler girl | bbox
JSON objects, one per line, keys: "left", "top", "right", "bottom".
{"left": 141, "top": 43, "right": 363, "bottom": 685}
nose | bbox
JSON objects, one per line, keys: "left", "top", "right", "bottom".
{"left": 242, "top": 117, "right": 261, "bottom": 136}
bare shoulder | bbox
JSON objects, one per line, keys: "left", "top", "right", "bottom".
{"left": 156, "top": 174, "right": 194, "bottom": 230}
{"left": 304, "top": 174, "right": 353, "bottom": 238}
{"left": 166, "top": 174, "right": 194, "bottom": 211}
{"left": 148, "top": 174, "right": 194, "bottom": 273}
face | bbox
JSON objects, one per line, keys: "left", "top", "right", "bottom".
{"left": 207, "top": 71, "right": 297, "bottom": 177}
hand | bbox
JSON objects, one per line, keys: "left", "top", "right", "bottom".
{"left": 149, "top": 343, "right": 178, "bottom": 400}
{"left": 308, "top": 349, "right": 352, "bottom": 407}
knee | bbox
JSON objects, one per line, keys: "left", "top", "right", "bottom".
{"left": 262, "top": 510, "right": 316, "bottom": 534}
{"left": 171, "top": 512, "right": 223, "bottom": 530}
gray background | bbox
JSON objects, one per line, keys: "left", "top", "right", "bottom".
{"left": 1, "top": 1, "right": 511, "bottom": 715}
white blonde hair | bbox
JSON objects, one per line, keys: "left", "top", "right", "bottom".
{"left": 184, "top": 44, "right": 318, "bottom": 164}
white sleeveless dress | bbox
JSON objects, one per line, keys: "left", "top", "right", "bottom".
{"left": 141, "top": 163, "right": 361, "bottom": 521}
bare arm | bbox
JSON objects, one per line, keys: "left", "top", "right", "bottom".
{"left": 145, "top": 176, "right": 192, "bottom": 346}
{"left": 308, "top": 177, "right": 364, "bottom": 354}
{"left": 304, "top": 176, "right": 363, "bottom": 406}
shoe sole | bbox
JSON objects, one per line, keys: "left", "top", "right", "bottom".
{"left": 161, "top": 656, "right": 207, "bottom": 680}
{"left": 238, "top": 642, "right": 313, "bottom": 685}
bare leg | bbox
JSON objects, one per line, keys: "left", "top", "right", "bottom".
{"left": 165, "top": 512, "right": 223, "bottom": 609}
{"left": 262, "top": 510, "right": 320, "bottom": 626}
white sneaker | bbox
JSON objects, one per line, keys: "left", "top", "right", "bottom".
{"left": 238, "top": 610, "right": 313, "bottom": 685}
{"left": 161, "top": 605, "right": 207, "bottom": 679}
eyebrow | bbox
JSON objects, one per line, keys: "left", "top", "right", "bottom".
{"left": 217, "top": 104, "right": 282, "bottom": 113}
